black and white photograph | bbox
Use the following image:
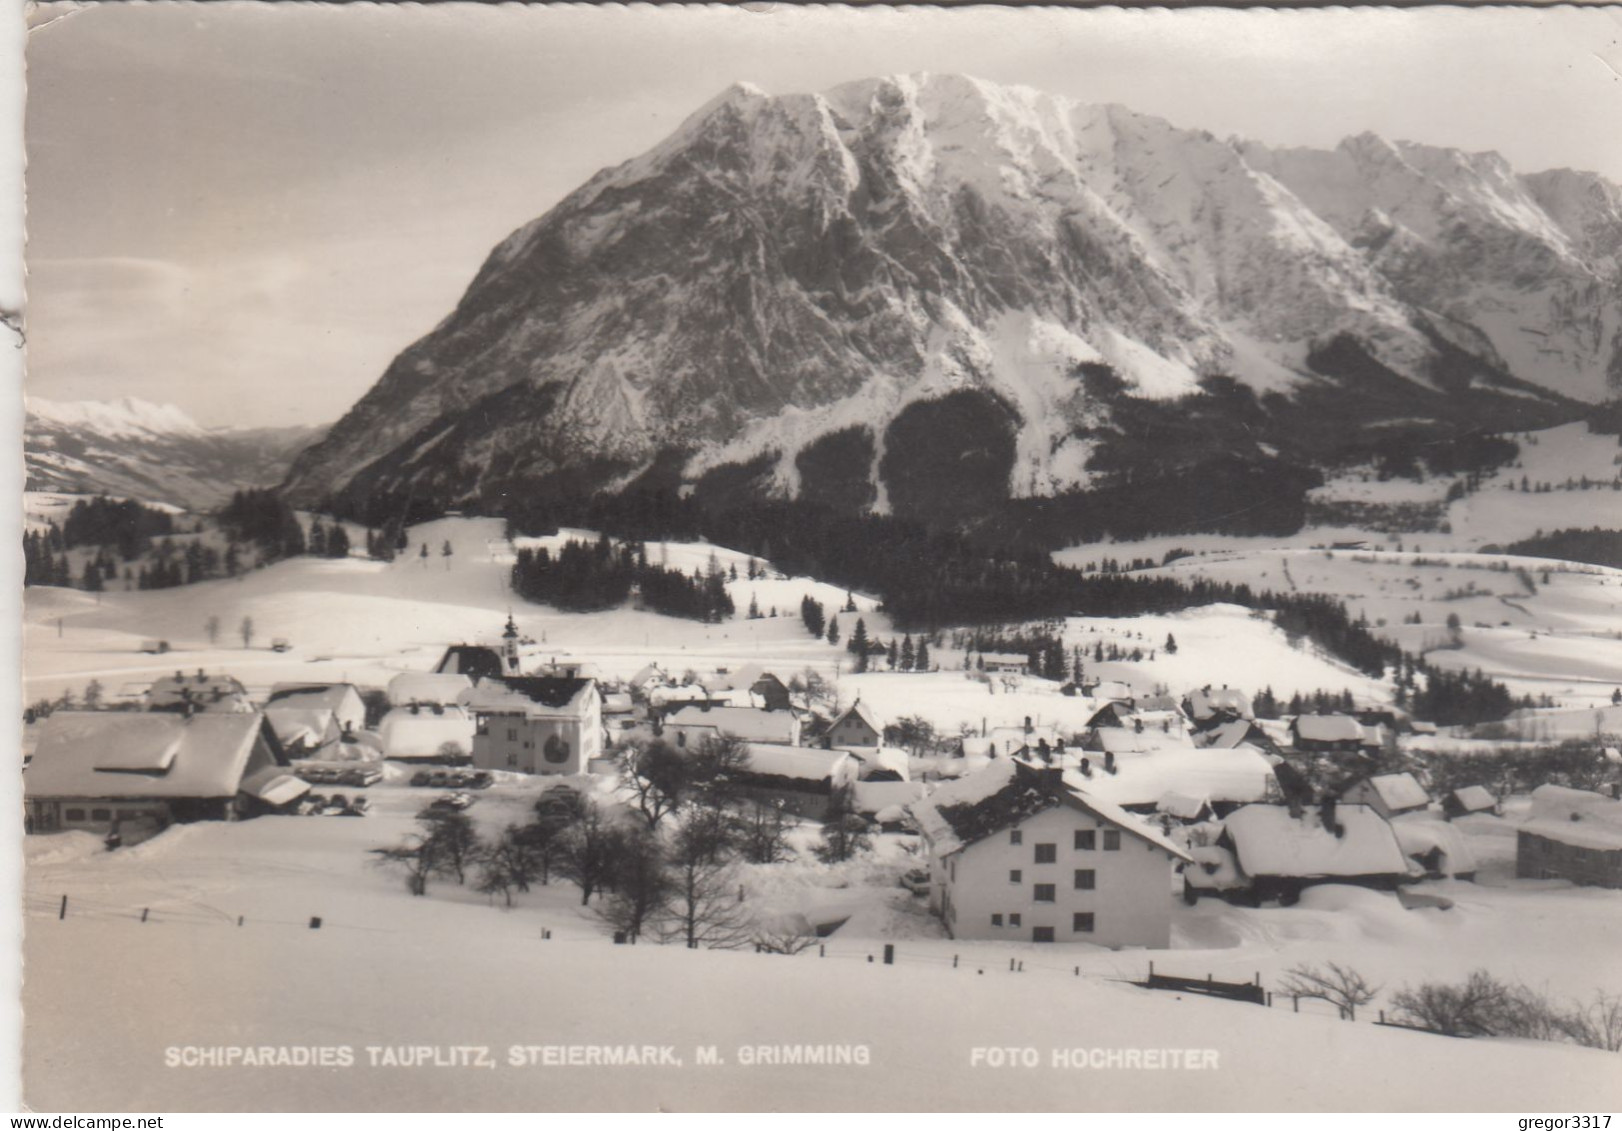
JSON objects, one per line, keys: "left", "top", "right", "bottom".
{"left": 13, "top": 0, "right": 1622, "bottom": 1113}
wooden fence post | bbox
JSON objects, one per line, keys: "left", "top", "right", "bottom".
{"left": 141, "top": 908, "right": 149, "bottom": 923}
{"left": 58, "top": 895, "right": 67, "bottom": 920}
{"left": 883, "top": 944, "right": 894, "bottom": 966}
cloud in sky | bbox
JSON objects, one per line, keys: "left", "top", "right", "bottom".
{"left": 22, "top": 3, "right": 1622, "bottom": 427}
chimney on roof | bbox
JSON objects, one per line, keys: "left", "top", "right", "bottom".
{"left": 1024, "top": 716, "right": 1032, "bottom": 734}
{"left": 1078, "top": 757, "right": 1092, "bottom": 778}
{"left": 1321, "top": 798, "right": 1344, "bottom": 838}
{"left": 1104, "top": 751, "right": 1116, "bottom": 775}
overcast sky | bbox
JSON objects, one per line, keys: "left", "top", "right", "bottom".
{"left": 22, "top": 2, "right": 1622, "bottom": 428}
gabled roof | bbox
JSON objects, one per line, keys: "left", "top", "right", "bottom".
{"left": 466, "top": 676, "right": 595, "bottom": 715}
{"left": 739, "top": 743, "right": 852, "bottom": 782}
{"left": 828, "top": 700, "right": 883, "bottom": 737}
{"left": 1186, "top": 687, "right": 1253, "bottom": 722}
{"left": 1449, "top": 785, "right": 1497, "bottom": 813}
{"left": 1221, "top": 803, "right": 1408, "bottom": 878}
{"left": 1359, "top": 772, "right": 1429, "bottom": 813}
{"left": 387, "top": 671, "right": 474, "bottom": 706}
{"left": 667, "top": 705, "right": 796, "bottom": 744}
{"left": 26, "top": 712, "right": 270, "bottom": 800}
{"left": 266, "top": 683, "right": 362, "bottom": 712}
{"left": 434, "top": 645, "right": 507, "bottom": 680}
{"left": 146, "top": 673, "right": 250, "bottom": 711}
{"left": 1291, "top": 714, "right": 1365, "bottom": 743}
{"left": 910, "top": 759, "right": 1189, "bottom": 861}
{"left": 1522, "top": 784, "right": 1622, "bottom": 850}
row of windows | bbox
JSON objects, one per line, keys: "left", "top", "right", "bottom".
{"left": 990, "top": 913, "right": 1095, "bottom": 934}
{"left": 63, "top": 806, "right": 153, "bottom": 823}
{"left": 1010, "top": 830, "right": 1121, "bottom": 854}
{"left": 1009, "top": 869, "right": 1096, "bottom": 890}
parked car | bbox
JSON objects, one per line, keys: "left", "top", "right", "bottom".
{"left": 410, "top": 770, "right": 431, "bottom": 787}
{"left": 337, "top": 796, "right": 371, "bottom": 817}
{"left": 340, "top": 766, "right": 383, "bottom": 787}
{"left": 139, "top": 639, "right": 170, "bottom": 655}
{"left": 468, "top": 771, "right": 494, "bottom": 790}
{"left": 270, "top": 638, "right": 292, "bottom": 653}
{"left": 427, "top": 771, "right": 450, "bottom": 788}
{"left": 899, "top": 868, "right": 931, "bottom": 896}
{"left": 444, "top": 792, "right": 474, "bottom": 810}
{"left": 298, "top": 795, "right": 329, "bottom": 816}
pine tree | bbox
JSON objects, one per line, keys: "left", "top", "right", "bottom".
{"left": 849, "top": 618, "right": 870, "bottom": 672}
{"left": 826, "top": 616, "right": 840, "bottom": 647}
{"left": 915, "top": 638, "right": 930, "bottom": 672}
{"left": 900, "top": 634, "right": 914, "bottom": 672}
{"left": 1165, "top": 633, "right": 1178, "bottom": 655}
{"left": 308, "top": 520, "right": 327, "bottom": 557}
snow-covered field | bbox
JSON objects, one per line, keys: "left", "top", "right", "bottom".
{"left": 21, "top": 786, "right": 1622, "bottom": 1110}
{"left": 21, "top": 514, "right": 1622, "bottom": 1109}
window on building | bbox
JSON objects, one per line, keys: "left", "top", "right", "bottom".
{"left": 1103, "top": 829, "right": 1121, "bottom": 851}
{"left": 1073, "top": 912, "right": 1095, "bottom": 933}
{"left": 676, "top": 732, "right": 686, "bottom": 748}
{"left": 1034, "top": 843, "right": 1056, "bottom": 864}
{"left": 1034, "top": 883, "right": 1056, "bottom": 903}
{"left": 64, "top": 809, "right": 85, "bottom": 822}
{"left": 91, "top": 808, "right": 111, "bottom": 822}
{"left": 1009, "top": 869, "right": 1022, "bottom": 884}
{"left": 949, "top": 859, "right": 956, "bottom": 882}
{"left": 1033, "top": 926, "right": 1055, "bottom": 943}
{"left": 1009, "top": 913, "right": 1021, "bottom": 927}
{"left": 991, "top": 913, "right": 1003, "bottom": 927}
{"left": 1075, "top": 869, "right": 1096, "bottom": 890}
{"left": 1075, "top": 829, "right": 1096, "bottom": 851}
{"left": 1009, "top": 830, "right": 1023, "bottom": 845}
{"left": 507, "top": 753, "right": 518, "bottom": 767}
{"left": 507, "top": 728, "right": 518, "bottom": 742}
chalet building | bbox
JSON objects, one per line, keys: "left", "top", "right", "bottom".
{"left": 847, "top": 746, "right": 910, "bottom": 782}
{"left": 664, "top": 704, "right": 800, "bottom": 749}
{"left": 465, "top": 676, "right": 602, "bottom": 776}
{"left": 1341, "top": 772, "right": 1430, "bottom": 821}
{"left": 1084, "top": 680, "right": 1135, "bottom": 707}
{"left": 1442, "top": 785, "right": 1498, "bottom": 820}
{"left": 1288, "top": 714, "right": 1366, "bottom": 754}
{"left": 705, "top": 664, "right": 793, "bottom": 712}
{"left": 730, "top": 744, "right": 861, "bottom": 819}
{"left": 823, "top": 700, "right": 883, "bottom": 750}
{"left": 1390, "top": 812, "right": 1477, "bottom": 880}
{"left": 1073, "top": 744, "right": 1279, "bottom": 819}
{"left": 387, "top": 671, "right": 473, "bottom": 707}
{"left": 977, "top": 653, "right": 1029, "bottom": 675}
{"left": 378, "top": 703, "right": 477, "bottom": 762}
{"left": 146, "top": 670, "right": 252, "bottom": 714}
{"left": 911, "top": 759, "right": 1190, "bottom": 948}
{"left": 1183, "top": 687, "right": 1253, "bottom": 731}
{"left": 263, "top": 683, "right": 366, "bottom": 755}
{"left": 627, "top": 664, "right": 667, "bottom": 696}
{"left": 1516, "top": 785, "right": 1622, "bottom": 888}
{"left": 963, "top": 721, "right": 1063, "bottom": 761}
{"left": 1201, "top": 718, "right": 1279, "bottom": 754}
{"left": 1209, "top": 802, "right": 1410, "bottom": 903}
{"left": 24, "top": 711, "right": 306, "bottom": 836}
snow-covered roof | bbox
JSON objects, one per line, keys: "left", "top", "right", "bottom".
{"left": 668, "top": 705, "right": 796, "bottom": 744}
{"left": 146, "top": 673, "right": 250, "bottom": 710}
{"left": 378, "top": 705, "right": 476, "bottom": 758}
{"left": 1158, "top": 792, "right": 1211, "bottom": 820}
{"left": 852, "top": 778, "right": 927, "bottom": 816}
{"left": 26, "top": 712, "right": 272, "bottom": 800}
{"left": 1291, "top": 715, "right": 1365, "bottom": 743}
{"left": 910, "top": 759, "right": 1189, "bottom": 861}
{"left": 1522, "top": 784, "right": 1622, "bottom": 850}
{"left": 828, "top": 700, "right": 883, "bottom": 738}
{"left": 1204, "top": 719, "right": 1262, "bottom": 749}
{"left": 387, "top": 671, "right": 473, "bottom": 706}
{"left": 466, "top": 677, "right": 596, "bottom": 717}
{"left": 980, "top": 652, "right": 1029, "bottom": 667}
{"left": 266, "top": 683, "right": 362, "bottom": 714}
{"left": 1186, "top": 687, "right": 1252, "bottom": 722}
{"left": 1361, "top": 773, "right": 1430, "bottom": 814}
{"left": 239, "top": 765, "right": 310, "bottom": 807}
{"left": 1450, "top": 785, "right": 1497, "bottom": 813}
{"left": 844, "top": 745, "right": 910, "bottom": 780}
{"left": 739, "top": 743, "right": 852, "bottom": 782}
{"left": 1221, "top": 803, "right": 1409, "bottom": 878}
{"left": 263, "top": 707, "right": 340, "bottom": 750}
{"left": 1067, "top": 745, "right": 1276, "bottom": 808}
{"left": 1391, "top": 812, "right": 1477, "bottom": 876}
{"left": 1089, "top": 681, "right": 1134, "bottom": 702}
{"left": 434, "top": 644, "right": 507, "bottom": 680}
{"left": 649, "top": 685, "right": 711, "bottom": 707}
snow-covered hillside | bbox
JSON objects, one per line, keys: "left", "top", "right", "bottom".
{"left": 25, "top": 396, "right": 325, "bottom": 510}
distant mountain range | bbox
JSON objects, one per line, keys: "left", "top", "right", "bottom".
{"left": 258, "top": 73, "right": 1619, "bottom": 534}
{"left": 26, "top": 396, "right": 326, "bottom": 511}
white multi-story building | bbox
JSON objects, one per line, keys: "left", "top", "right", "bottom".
{"left": 911, "top": 759, "right": 1190, "bottom": 948}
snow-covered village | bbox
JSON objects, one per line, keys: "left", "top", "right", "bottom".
{"left": 14, "top": 1, "right": 1622, "bottom": 1117}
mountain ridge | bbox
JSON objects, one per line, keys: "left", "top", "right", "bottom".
{"left": 281, "top": 73, "right": 1619, "bottom": 532}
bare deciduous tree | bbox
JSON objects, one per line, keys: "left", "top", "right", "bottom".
{"left": 1279, "top": 961, "right": 1381, "bottom": 1020}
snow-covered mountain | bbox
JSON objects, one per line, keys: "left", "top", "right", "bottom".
{"left": 283, "top": 74, "right": 1618, "bottom": 526}
{"left": 27, "top": 396, "right": 325, "bottom": 511}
